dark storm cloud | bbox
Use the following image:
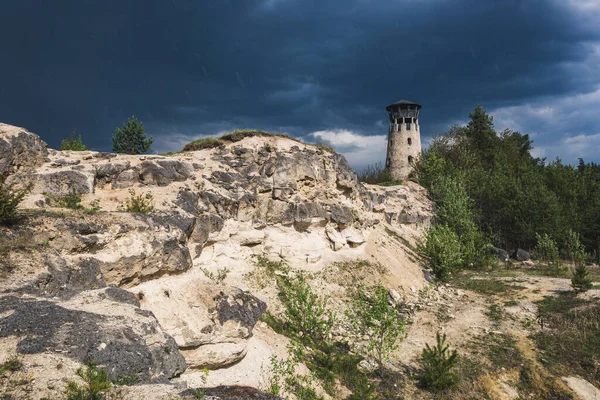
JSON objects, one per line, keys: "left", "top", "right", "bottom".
{"left": 1, "top": 0, "right": 599, "bottom": 167}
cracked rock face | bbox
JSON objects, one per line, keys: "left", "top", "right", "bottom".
{"left": 0, "top": 288, "right": 186, "bottom": 383}
{"left": 136, "top": 281, "right": 267, "bottom": 369}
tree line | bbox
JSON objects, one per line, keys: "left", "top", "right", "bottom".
{"left": 415, "top": 105, "right": 600, "bottom": 278}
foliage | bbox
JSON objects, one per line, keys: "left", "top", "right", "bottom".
{"left": 564, "top": 229, "right": 587, "bottom": 265}
{"left": 112, "top": 116, "right": 153, "bottom": 154}
{"left": 420, "top": 332, "right": 459, "bottom": 391}
{"left": 416, "top": 104, "right": 600, "bottom": 264}
{"left": 276, "top": 275, "right": 335, "bottom": 344}
{"left": 0, "top": 177, "right": 29, "bottom": 225}
{"left": 534, "top": 233, "right": 560, "bottom": 265}
{"left": 247, "top": 255, "right": 290, "bottom": 289}
{"left": 122, "top": 189, "right": 153, "bottom": 213}
{"left": 358, "top": 162, "right": 402, "bottom": 186}
{"left": 418, "top": 225, "right": 463, "bottom": 281}
{"left": 200, "top": 266, "right": 230, "bottom": 284}
{"left": 571, "top": 264, "right": 593, "bottom": 291}
{"left": 2, "top": 355, "right": 23, "bottom": 372}
{"left": 264, "top": 347, "right": 324, "bottom": 400}
{"left": 61, "top": 129, "right": 87, "bottom": 151}
{"left": 45, "top": 189, "right": 83, "bottom": 210}
{"left": 65, "top": 362, "right": 112, "bottom": 400}
{"left": 348, "top": 284, "right": 406, "bottom": 377}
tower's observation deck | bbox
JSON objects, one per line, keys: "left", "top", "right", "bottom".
{"left": 385, "top": 100, "right": 422, "bottom": 180}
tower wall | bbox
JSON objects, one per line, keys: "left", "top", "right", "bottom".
{"left": 385, "top": 122, "right": 421, "bottom": 180}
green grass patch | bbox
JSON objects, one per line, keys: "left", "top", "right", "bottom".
{"left": 456, "top": 278, "right": 526, "bottom": 296}
{"left": 485, "top": 304, "right": 503, "bottom": 322}
{"left": 484, "top": 333, "right": 523, "bottom": 370}
{"left": 532, "top": 293, "right": 600, "bottom": 387}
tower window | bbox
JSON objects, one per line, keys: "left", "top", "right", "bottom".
{"left": 406, "top": 122, "right": 411, "bottom": 130}
{"left": 408, "top": 156, "right": 414, "bottom": 164}
{"left": 407, "top": 138, "right": 412, "bottom": 146}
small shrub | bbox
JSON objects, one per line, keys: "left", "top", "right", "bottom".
{"left": 84, "top": 199, "right": 102, "bottom": 215}
{"left": 46, "top": 189, "right": 83, "bottom": 210}
{"left": 572, "top": 264, "right": 593, "bottom": 291}
{"left": 200, "top": 266, "right": 230, "bottom": 284}
{"left": 420, "top": 332, "right": 459, "bottom": 391}
{"left": 2, "top": 355, "right": 23, "bottom": 372}
{"left": 61, "top": 129, "right": 87, "bottom": 151}
{"left": 348, "top": 284, "right": 406, "bottom": 377}
{"left": 123, "top": 189, "right": 153, "bottom": 213}
{"left": 65, "top": 362, "right": 112, "bottom": 400}
{"left": 0, "top": 177, "right": 29, "bottom": 225}
{"left": 112, "top": 116, "right": 153, "bottom": 154}
{"left": 277, "top": 275, "right": 335, "bottom": 344}
{"left": 263, "top": 348, "right": 323, "bottom": 400}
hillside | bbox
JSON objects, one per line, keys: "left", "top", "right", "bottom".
{"left": 0, "top": 123, "right": 433, "bottom": 399}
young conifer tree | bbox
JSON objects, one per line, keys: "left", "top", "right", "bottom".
{"left": 112, "top": 116, "right": 153, "bottom": 154}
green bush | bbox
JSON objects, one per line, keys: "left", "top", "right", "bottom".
{"left": 420, "top": 332, "right": 459, "bottom": 391}
{"left": 61, "top": 130, "right": 87, "bottom": 151}
{"left": 112, "top": 116, "right": 153, "bottom": 154}
{"left": 418, "top": 225, "right": 463, "bottom": 281}
{"left": 348, "top": 284, "right": 406, "bottom": 377}
{"left": 535, "top": 233, "right": 560, "bottom": 265}
{"left": 0, "top": 177, "right": 29, "bottom": 225}
{"left": 277, "top": 275, "right": 334, "bottom": 344}
{"left": 65, "top": 362, "right": 111, "bottom": 400}
{"left": 571, "top": 264, "right": 593, "bottom": 291}
{"left": 123, "top": 189, "right": 153, "bottom": 213}
{"left": 564, "top": 229, "right": 587, "bottom": 265}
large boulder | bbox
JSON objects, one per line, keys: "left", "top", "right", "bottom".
{"left": 0, "top": 123, "right": 48, "bottom": 175}
{"left": 490, "top": 247, "right": 509, "bottom": 262}
{"left": 0, "top": 288, "right": 186, "bottom": 383}
{"left": 137, "top": 280, "right": 267, "bottom": 370}
{"left": 512, "top": 248, "right": 530, "bottom": 261}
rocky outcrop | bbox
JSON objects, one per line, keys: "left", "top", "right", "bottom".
{"left": 137, "top": 281, "right": 266, "bottom": 370}
{"left": 0, "top": 288, "right": 186, "bottom": 383}
{"left": 0, "top": 123, "right": 434, "bottom": 397}
{"left": 0, "top": 123, "right": 48, "bottom": 175}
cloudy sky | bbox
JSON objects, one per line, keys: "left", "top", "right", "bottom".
{"left": 1, "top": 0, "right": 599, "bottom": 170}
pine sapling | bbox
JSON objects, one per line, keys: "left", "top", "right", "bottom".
{"left": 420, "top": 332, "right": 459, "bottom": 391}
{"left": 571, "top": 264, "right": 593, "bottom": 291}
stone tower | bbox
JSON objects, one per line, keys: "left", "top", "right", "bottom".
{"left": 385, "top": 100, "right": 422, "bottom": 180}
